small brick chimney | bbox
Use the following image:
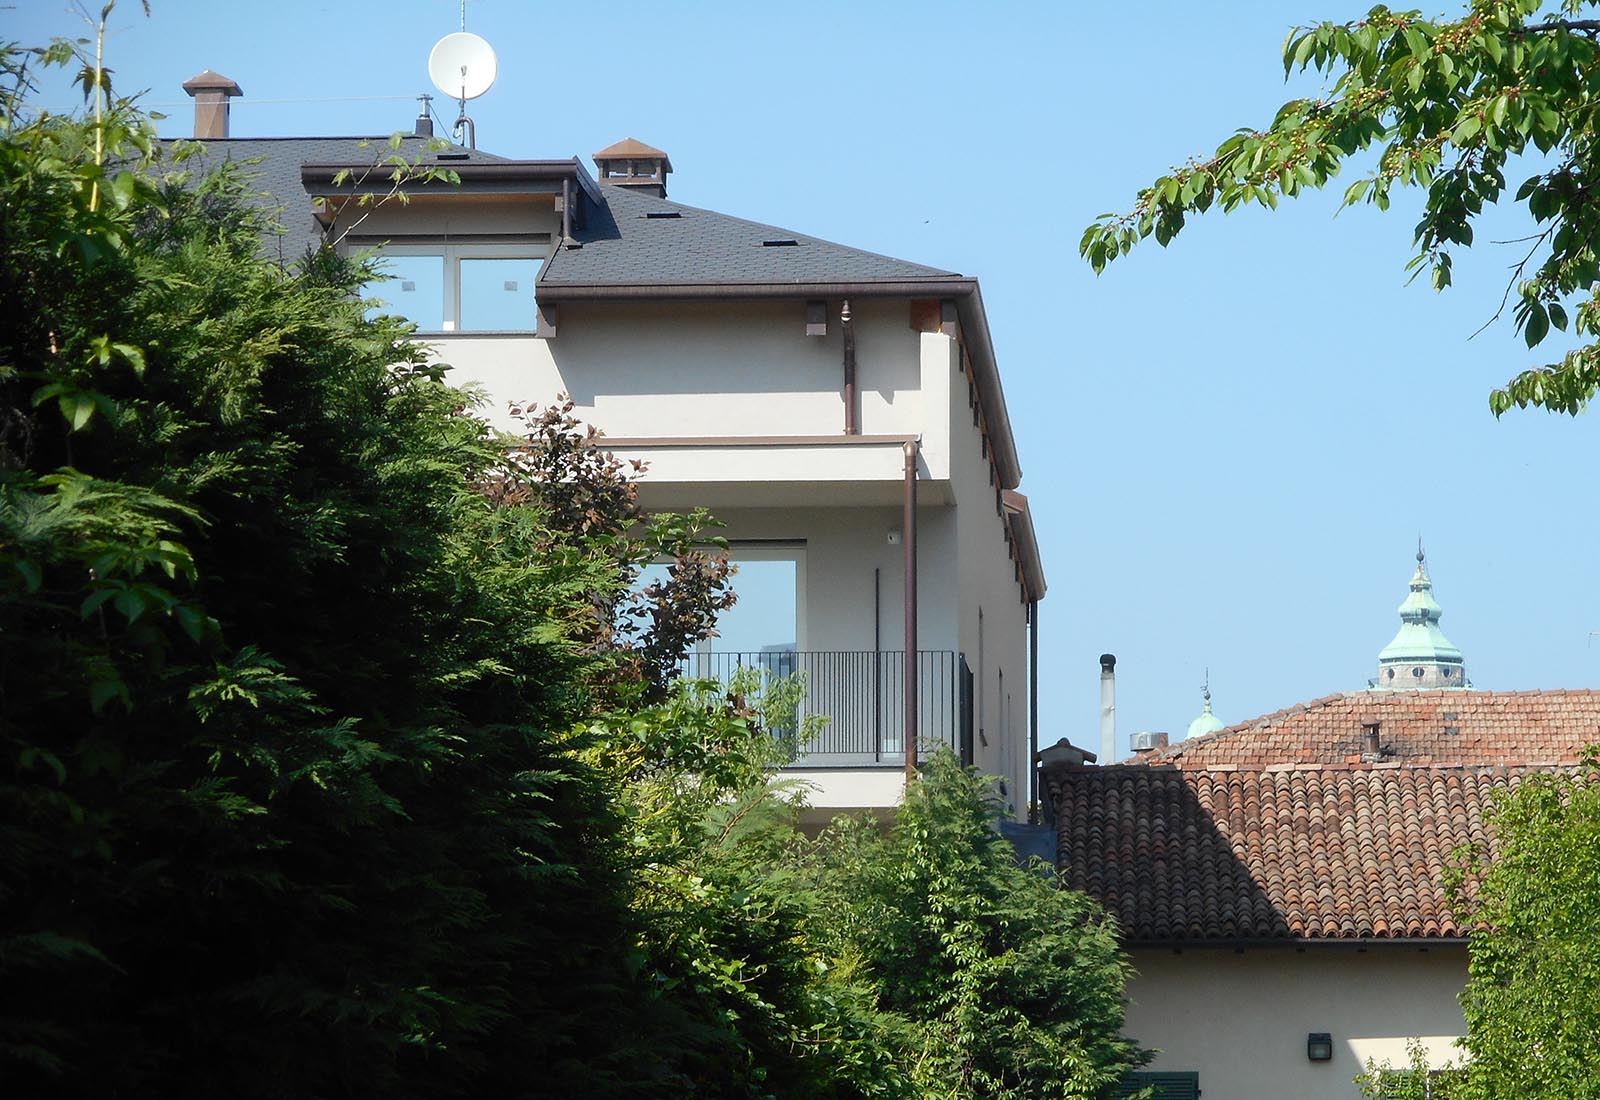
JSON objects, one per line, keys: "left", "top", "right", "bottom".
{"left": 182, "top": 70, "right": 243, "bottom": 139}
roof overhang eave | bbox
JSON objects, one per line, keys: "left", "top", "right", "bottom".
{"left": 1003, "top": 490, "right": 1047, "bottom": 600}
{"left": 300, "top": 158, "right": 602, "bottom": 203}
{"left": 534, "top": 276, "right": 1023, "bottom": 488}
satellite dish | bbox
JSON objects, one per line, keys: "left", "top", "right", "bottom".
{"left": 428, "top": 32, "right": 497, "bottom": 101}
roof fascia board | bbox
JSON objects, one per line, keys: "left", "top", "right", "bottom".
{"left": 1003, "top": 492, "right": 1047, "bottom": 600}
{"left": 535, "top": 276, "right": 1023, "bottom": 488}
{"left": 534, "top": 277, "right": 979, "bottom": 301}
{"left": 300, "top": 158, "right": 593, "bottom": 198}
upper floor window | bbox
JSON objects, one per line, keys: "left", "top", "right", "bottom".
{"left": 363, "top": 242, "right": 548, "bottom": 333}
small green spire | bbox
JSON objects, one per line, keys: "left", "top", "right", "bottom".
{"left": 1185, "top": 668, "right": 1226, "bottom": 740}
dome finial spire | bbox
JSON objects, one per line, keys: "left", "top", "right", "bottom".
{"left": 1186, "top": 668, "right": 1224, "bottom": 739}
{"left": 1417, "top": 534, "right": 1425, "bottom": 564}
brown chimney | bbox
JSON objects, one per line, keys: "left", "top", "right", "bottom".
{"left": 592, "top": 137, "right": 673, "bottom": 198}
{"left": 182, "top": 70, "right": 243, "bottom": 139}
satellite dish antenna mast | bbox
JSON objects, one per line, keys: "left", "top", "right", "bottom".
{"left": 427, "top": 5, "right": 497, "bottom": 149}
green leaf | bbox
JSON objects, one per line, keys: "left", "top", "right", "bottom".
{"left": 1525, "top": 304, "right": 1550, "bottom": 348}
{"left": 59, "top": 392, "right": 96, "bottom": 431}
{"left": 14, "top": 559, "right": 43, "bottom": 593}
{"left": 81, "top": 588, "right": 118, "bottom": 618}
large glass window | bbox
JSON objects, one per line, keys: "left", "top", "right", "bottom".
{"left": 360, "top": 242, "right": 548, "bottom": 333}
{"left": 458, "top": 257, "right": 540, "bottom": 331}
{"left": 709, "top": 556, "right": 800, "bottom": 656}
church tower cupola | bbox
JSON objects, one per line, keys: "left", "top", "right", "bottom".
{"left": 1373, "top": 543, "right": 1467, "bottom": 690}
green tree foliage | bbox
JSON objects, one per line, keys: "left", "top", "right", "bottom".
{"left": 807, "top": 752, "right": 1147, "bottom": 1100}
{"left": 588, "top": 673, "right": 913, "bottom": 1099}
{"left": 1444, "top": 757, "right": 1600, "bottom": 1099}
{"left": 1080, "top": 0, "right": 1600, "bottom": 416}
{"left": 0, "top": 37, "right": 656, "bottom": 1098}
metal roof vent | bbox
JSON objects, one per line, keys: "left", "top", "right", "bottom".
{"left": 1130, "top": 731, "right": 1169, "bottom": 754}
{"left": 593, "top": 137, "right": 672, "bottom": 198}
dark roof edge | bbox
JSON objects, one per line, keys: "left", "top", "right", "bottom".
{"left": 1003, "top": 490, "right": 1046, "bottom": 600}
{"left": 535, "top": 276, "right": 1022, "bottom": 488}
{"left": 300, "top": 158, "right": 602, "bottom": 203}
{"left": 1127, "top": 936, "right": 1471, "bottom": 949}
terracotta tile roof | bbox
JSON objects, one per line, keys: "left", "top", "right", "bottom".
{"left": 1045, "top": 690, "right": 1600, "bottom": 943}
{"left": 1144, "top": 689, "right": 1600, "bottom": 769}
{"left": 1048, "top": 764, "right": 1538, "bottom": 941}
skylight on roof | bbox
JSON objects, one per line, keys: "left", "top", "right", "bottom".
{"left": 761, "top": 239, "right": 799, "bottom": 247}
{"left": 644, "top": 211, "right": 682, "bottom": 219}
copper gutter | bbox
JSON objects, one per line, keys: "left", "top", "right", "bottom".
{"left": 903, "top": 439, "right": 919, "bottom": 783}
{"left": 841, "top": 299, "right": 858, "bottom": 435}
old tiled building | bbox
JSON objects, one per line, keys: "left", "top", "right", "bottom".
{"left": 1044, "top": 553, "right": 1600, "bottom": 1100}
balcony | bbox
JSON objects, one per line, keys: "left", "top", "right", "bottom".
{"left": 674, "top": 649, "right": 974, "bottom": 768}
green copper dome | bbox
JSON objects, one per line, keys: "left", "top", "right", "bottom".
{"left": 1374, "top": 545, "right": 1467, "bottom": 689}
{"left": 1185, "top": 674, "right": 1226, "bottom": 740}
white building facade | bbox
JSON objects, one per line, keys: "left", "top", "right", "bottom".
{"left": 178, "top": 79, "right": 1046, "bottom": 820}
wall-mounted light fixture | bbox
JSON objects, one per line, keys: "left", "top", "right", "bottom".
{"left": 1307, "top": 1033, "right": 1334, "bottom": 1062}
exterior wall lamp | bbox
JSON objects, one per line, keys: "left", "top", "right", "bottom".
{"left": 1307, "top": 1033, "right": 1334, "bottom": 1062}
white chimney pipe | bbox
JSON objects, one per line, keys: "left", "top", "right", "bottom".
{"left": 1099, "top": 653, "right": 1117, "bottom": 764}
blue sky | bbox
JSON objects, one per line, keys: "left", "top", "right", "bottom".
{"left": 15, "top": 0, "right": 1598, "bottom": 754}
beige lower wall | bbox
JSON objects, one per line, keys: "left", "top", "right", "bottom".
{"left": 1124, "top": 945, "right": 1468, "bottom": 1100}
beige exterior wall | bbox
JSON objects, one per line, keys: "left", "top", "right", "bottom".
{"left": 1125, "top": 945, "right": 1468, "bottom": 1100}
{"left": 436, "top": 299, "right": 929, "bottom": 444}
{"left": 935, "top": 333, "right": 1031, "bottom": 813}
{"left": 344, "top": 195, "right": 560, "bottom": 240}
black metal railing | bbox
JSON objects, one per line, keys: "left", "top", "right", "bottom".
{"left": 672, "top": 650, "right": 972, "bottom": 767}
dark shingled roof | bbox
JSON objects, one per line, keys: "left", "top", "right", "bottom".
{"left": 540, "top": 182, "right": 958, "bottom": 289}
{"left": 1045, "top": 690, "right": 1600, "bottom": 943}
{"left": 156, "top": 137, "right": 509, "bottom": 257}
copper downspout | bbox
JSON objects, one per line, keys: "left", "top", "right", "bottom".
{"left": 1028, "top": 598, "right": 1039, "bottom": 823}
{"left": 841, "top": 299, "right": 858, "bottom": 434}
{"left": 903, "top": 439, "right": 919, "bottom": 783}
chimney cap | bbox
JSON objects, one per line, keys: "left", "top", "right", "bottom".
{"left": 1130, "top": 731, "right": 1169, "bottom": 753}
{"left": 183, "top": 70, "right": 244, "bottom": 97}
{"left": 1099, "top": 653, "right": 1116, "bottom": 671}
{"left": 593, "top": 136, "right": 673, "bottom": 173}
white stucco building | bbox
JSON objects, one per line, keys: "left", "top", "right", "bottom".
{"left": 176, "top": 75, "right": 1046, "bottom": 821}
